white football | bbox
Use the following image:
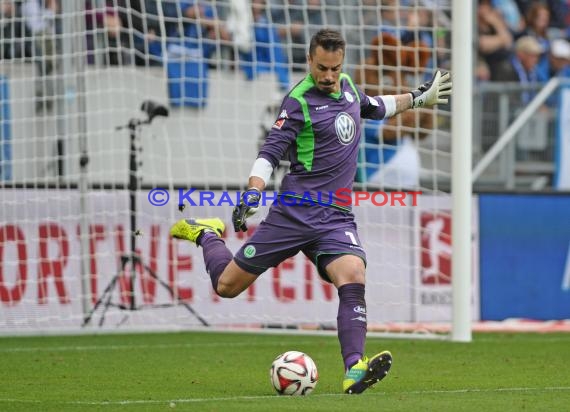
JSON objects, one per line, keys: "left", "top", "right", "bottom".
{"left": 269, "top": 351, "right": 318, "bottom": 396}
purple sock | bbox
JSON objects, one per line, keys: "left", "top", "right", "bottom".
{"left": 337, "top": 283, "right": 367, "bottom": 371}
{"left": 199, "top": 232, "right": 233, "bottom": 294}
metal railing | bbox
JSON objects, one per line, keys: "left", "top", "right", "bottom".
{"left": 472, "top": 78, "right": 570, "bottom": 191}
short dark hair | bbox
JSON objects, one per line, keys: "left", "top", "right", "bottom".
{"left": 309, "top": 29, "right": 346, "bottom": 57}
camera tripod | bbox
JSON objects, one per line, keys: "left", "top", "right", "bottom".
{"left": 82, "top": 101, "right": 208, "bottom": 327}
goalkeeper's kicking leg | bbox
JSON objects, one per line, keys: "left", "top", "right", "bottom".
{"left": 169, "top": 217, "right": 257, "bottom": 297}
{"left": 170, "top": 185, "right": 272, "bottom": 297}
{"left": 170, "top": 213, "right": 392, "bottom": 394}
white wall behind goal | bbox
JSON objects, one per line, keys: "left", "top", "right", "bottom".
{"left": 1, "top": 62, "right": 288, "bottom": 187}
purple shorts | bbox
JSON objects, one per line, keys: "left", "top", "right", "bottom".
{"left": 234, "top": 203, "right": 367, "bottom": 282}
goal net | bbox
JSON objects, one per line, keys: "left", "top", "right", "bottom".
{"left": 0, "top": 0, "right": 477, "bottom": 336}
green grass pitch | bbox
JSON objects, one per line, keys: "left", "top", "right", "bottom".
{"left": 1, "top": 331, "right": 569, "bottom": 411}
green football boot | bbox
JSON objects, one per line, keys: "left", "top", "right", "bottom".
{"left": 343, "top": 351, "right": 392, "bottom": 394}
{"left": 170, "top": 218, "right": 225, "bottom": 245}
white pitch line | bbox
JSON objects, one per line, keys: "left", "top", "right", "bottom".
{"left": 404, "top": 386, "right": 570, "bottom": 395}
{"left": 0, "top": 339, "right": 335, "bottom": 353}
{"left": 1, "top": 387, "right": 569, "bottom": 405}
{"left": 2, "top": 334, "right": 569, "bottom": 353}
{"left": 0, "top": 399, "right": 41, "bottom": 404}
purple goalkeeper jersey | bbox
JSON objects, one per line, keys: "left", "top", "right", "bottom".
{"left": 258, "top": 73, "right": 388, "bottom": 209}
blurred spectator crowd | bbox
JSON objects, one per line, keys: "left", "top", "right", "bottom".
{"left": 1, "top": 1, "right": 568, "bottom": 90}
{"left": 477, "top": 0, "right": 570, "bottom": 84}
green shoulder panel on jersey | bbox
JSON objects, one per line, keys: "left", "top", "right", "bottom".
{"left": 289, "top": 75, "right": 316, "bottom": 172}
{"left": 340, "top": 73, "right": 361, "bottom": 103}
{"left": 288, "top": 74, "right": 360, "bottom": 172}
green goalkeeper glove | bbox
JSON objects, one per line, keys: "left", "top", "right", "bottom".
{"left": 409, "top": 71, "right": 452, "bottom": 108}
{"left": 232, "top": 188, "right": 261, "bottom": 232}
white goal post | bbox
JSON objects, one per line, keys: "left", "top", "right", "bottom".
{"left": 0, "top": 0, "right": 474, "bottom": 340}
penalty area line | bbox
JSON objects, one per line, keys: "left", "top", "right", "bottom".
{"left": 2, "top": 386, "right": 570, "bottom": 405}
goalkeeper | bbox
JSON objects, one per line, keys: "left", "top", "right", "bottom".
{"left": 171, "top": 28, "right": 451, "bottom": 394}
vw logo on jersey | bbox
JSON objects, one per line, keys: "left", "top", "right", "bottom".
{"left": 335, "top": 112, "right": 356, "bottom": 145}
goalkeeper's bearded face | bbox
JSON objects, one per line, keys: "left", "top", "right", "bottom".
{"left": 308, "top": 46, "right": 344, "bottom": 94}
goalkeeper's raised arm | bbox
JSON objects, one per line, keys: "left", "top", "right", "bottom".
{"left": 363, "top": 70, "right": 452, "bottom": 119}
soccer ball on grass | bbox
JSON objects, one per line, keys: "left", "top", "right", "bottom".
{"left": 269, "top": 350, "right": 318, "bottom": 395}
